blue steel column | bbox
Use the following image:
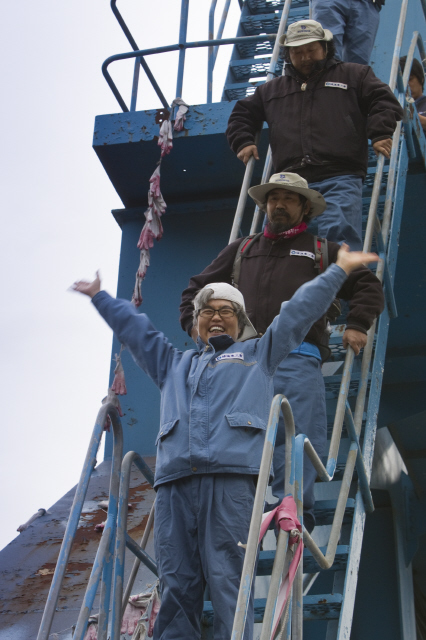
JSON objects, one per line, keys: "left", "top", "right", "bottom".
{"left": 212, "top": 0, "right": 231, "bottom": 66}
{"left": 176, "top": 0, "right": 189, "bottom": 99}
{"left": 130, "top": 57, "right": 141, "bottom": 112}
{"left": 207, "top": 0, "right": 218, "bottom": 103}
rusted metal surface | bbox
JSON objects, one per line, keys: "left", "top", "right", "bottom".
{"left": 0, "top": 459, "right": 156, "bottom": 640}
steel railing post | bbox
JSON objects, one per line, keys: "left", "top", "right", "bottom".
{"left": 36, "top": 404, "right": 122, "bottom": 640}
{"left": 207, "top": 0, "right": 218, "bottom": 103}
{"left": 176, "top": 0, "right": 190, "bottom": 99}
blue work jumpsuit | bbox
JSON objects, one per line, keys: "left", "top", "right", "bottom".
{"left": 92, "top": 263, "right": 347, "bottom": 640}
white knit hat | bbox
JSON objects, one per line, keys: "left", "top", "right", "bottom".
{"left": 194, "top": 282, "right": 258, "bottom": 342}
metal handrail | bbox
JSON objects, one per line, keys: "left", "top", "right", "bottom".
{"left": 110, "top": 451, "right": 156, "bottom": 640}
{"left": 102, "top": 34, "right": 277, "bottom": 113}
{"left": 110, "top": 0, "right": 170, "bottom": 109}
{"left": 208, "top": 0, "right": 232, "bottom": 103}
{"left": 36, "top": 403, "right": 124, "bottom": 640}
{"left": 229, "top": 0, "right": 293, "bottom": 243}
{"left": 231, "top": 395, "right": 296, "bottom": 640}
{"left": 230, "top": 392, "right": 375, "bottom": 639}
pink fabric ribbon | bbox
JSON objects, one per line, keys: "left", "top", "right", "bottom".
{"left": 264, "top": 221, "right": 307, "bottom": 240}
{"left": 259, "top": 496, "right": 303, "bottom": 637}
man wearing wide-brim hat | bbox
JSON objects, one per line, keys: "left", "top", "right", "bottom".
{"left": 180, "top": 172, "right": 384, "bottom": 532}
{"left": 226, "top": 18, "right": 403, "bottom": 251}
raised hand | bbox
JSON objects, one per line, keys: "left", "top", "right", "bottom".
{"left": 336, "top": 244, "right": 379, "bottom": 275}
{"left": 71, "top": 270, "right": 101, "bottom": 298}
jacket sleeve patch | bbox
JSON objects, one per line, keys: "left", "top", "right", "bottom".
{"left": 324, "top": 82, "right": 348, "bottom": 90}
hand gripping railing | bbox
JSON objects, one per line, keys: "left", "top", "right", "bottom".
{"left": 36, "top": 403, "right": 123, "bottom": 640}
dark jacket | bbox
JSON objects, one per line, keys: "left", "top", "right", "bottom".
{"left": 226, "top": 59, "right": 403, "bottom": 182}
{"left": 179, "top": 232, "right": 384, "bottom": 357}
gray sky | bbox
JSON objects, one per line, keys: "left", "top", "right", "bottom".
{"left": 0, "top": 1, "right": 240, "bottom": 551}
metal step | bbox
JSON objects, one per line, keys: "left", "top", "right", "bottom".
{"left": 257, "top": 545, "right": 349, "bottom": 576}
{"left": 247, "top": 0, "right": 309, "bottom": 14}
{"left": 314, "top": 498, "right": 355, "bottom": 526}
{"left": 229, "top": 57, "right": 284, "bottom": 81}
{"left": 240, "top": 9, "right": 308, "bottom": 36}
{"left": 202, "top": 594, "right": 343, "bottom": 625}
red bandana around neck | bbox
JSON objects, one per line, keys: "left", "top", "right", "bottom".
{"left": 264, "top": 221, "right": 308, "bottom": 240}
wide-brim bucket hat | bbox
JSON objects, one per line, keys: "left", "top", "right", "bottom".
{"left": 279, "top": 19, "right": 333, "bottom": 47}
{"left": 248, "top": 172, "right": 326, "bottom": 218}
{"left": 194, "top": 282, "right": 258, "bottom": 342}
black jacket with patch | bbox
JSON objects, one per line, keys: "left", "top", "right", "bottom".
{"left": 179, "top": 232, "right": 384, "bottom": 356}
{"left": 226, "top": 58, "right": 403, "bottom": 182}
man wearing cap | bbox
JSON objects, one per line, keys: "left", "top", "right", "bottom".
{"left": 400, "top": 56, "right": 426, "bottom": 131}
{"left": 73, "top": 247, "right": 378, "bottom": 640}
{"left": 311, "top": 0, "right": 383, "bottom": 65}
{"left": 180, "top": 172, "right": 384, "bottom": 533}
{"left": 226, "top": 19, "right": 403, "bottom": 251}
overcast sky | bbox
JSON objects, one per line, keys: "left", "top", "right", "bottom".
{"left": 0, "top": 0, "right": 241, "bottom": 551}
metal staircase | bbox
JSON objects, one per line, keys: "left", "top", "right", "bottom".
{"left": 32, "top": 1, "right": 426, "bottom": 639}
{"left": 222, "top": 0, "right": 309, "bottom": 101}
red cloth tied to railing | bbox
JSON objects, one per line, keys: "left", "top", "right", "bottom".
{"left": 259, "top": 496, "right": 303, "bottom": 637}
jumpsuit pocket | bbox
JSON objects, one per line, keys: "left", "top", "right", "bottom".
{"left": 155, "top": 419, "right": 179, "bottom": 445}
{"left": 226, "top": 412, "right": 266, "bottom": 431}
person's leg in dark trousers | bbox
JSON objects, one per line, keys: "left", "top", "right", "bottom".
{"left": 153, "top": 474, "right": 256, "bottom": 640}
{"left": 271, "top": 354, "right": 327, "bottom": 533}
{"left": 153, "top": 477, "right": 205, "bottom": 640}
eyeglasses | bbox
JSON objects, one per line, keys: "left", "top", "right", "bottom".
{"left": 198, "top": 307, "right": 236, "bottom": 319}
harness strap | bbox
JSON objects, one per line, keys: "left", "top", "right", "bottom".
{"left": 231, "top": 232, "right": 263, "bottom": 289}
{"left": 314, "top": 235, "right": 328, "bottom": 273}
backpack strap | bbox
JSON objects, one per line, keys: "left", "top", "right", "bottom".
{"left": 314, "top": 236, "right": 329, "bottom": 274}
{"left": 231, "top": 232, "right": 263, "bottom": 289}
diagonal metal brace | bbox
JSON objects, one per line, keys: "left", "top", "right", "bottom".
{"left": 125, "top": 533, "right": 158, "bottom": 576}
{"left": 344, "top": 403, "right": 374, "bottom": 513}
{"left": 374, "top": 216, "right": 398, "bottom": 319}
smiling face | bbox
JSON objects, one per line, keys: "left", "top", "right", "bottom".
{"left": 197, "top": 298, "right": 239, "bottom": 344}
{"left": 289, "top": 40, "right": 326, "bottom": 76}
{"left": 266, "top": 188, "right": 311, "bottom": 234}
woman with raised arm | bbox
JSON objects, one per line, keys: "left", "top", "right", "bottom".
{"left": 72, "top": 245, "right": 379, "bottom": 640}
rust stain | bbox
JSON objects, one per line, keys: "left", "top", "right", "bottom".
{"left": 128, "top": 513, "right": 150, "bottom": 539}
{"left": 128, "top": 482, "right": 153, "bottom": 502}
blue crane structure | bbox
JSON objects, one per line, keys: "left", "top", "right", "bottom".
{"left": 1, "top": 1, "right": 426, "bottom": 639}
